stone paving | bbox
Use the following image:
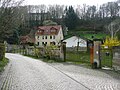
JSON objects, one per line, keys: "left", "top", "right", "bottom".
{"left": 49, "top": 63, "right": 120, "bottom": 90}
{"left": 0, "top": 53, "right": 88, "bottom": 90}
{"left": 0, "top": 53, "right": 120, "bottom": 90}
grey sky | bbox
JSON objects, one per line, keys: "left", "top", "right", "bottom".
{"left": 24, "top": 0, "right": 117, "bottom": 6}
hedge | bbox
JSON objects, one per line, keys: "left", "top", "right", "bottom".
{"left": 0, "top": 43, "right": 5, "bottom": 61}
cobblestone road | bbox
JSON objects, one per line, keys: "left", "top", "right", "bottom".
{"left": 49, "top": 63, "right": 120, "bottom": 90}
{"left": 0, "top": 53, "right": 120, "bottom": 90}
{"left": 0, "top": 53, "right": 88, "bottom": 90}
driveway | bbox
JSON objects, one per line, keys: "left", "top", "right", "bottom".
{"left": 0, "top": 53, "right": 120, "bottom": 90}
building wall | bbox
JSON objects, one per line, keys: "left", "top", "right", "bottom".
{"left": 64, "top": 36, "right": 87, "bottom": 47}
{"left": 56, "top": 27, "right": 64, "bottom": 44}
{"left": 35, "top": 27, "right": 63, "bottom": 47}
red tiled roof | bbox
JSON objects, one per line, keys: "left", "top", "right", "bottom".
{"left": 35, "top": 25, "right": 61, "bottom": 35}
{"left": 20, "top": 35, "right": 35, "bottom": 44}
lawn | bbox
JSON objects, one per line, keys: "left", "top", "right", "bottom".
{"left": 66, "top": 50, "right": 113, "bottom": 68}
{"left": 66, "top": 51, "right": 90, "bottom": 64}
{"left": 65, "top": 30, "right": 106, "bottom": 40}
{"left": 101, "top": 50, "right": 113, "bottom": 67}
{"left": 101, "top": 57, "right": 112, "bottom": 67}
{"left": 82, "top": 33, "right": 106, "bottom": 40}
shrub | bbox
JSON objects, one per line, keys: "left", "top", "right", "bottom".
{"left": 34, "top": 48, "right": 44, "bottom": 58}
{"left": 0, "top": 43, "right": 5, "bottom": 61}
{"left": 103, "top": 36, "right": 120, "bottom": 47}
{"left": 44, "top": 45, "right": 59, "bottom": 59}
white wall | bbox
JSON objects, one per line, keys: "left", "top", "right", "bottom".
{"left": 64, "top": 36, "right": 87, "bottom": 47}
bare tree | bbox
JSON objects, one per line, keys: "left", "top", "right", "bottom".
{"left": 106, "top": 19, "right": 120, "bottom": 38}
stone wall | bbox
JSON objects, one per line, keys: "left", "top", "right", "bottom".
{"left": 113, "top": 46, "right": 120, "bottom": 70}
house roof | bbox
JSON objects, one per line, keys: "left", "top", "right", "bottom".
{"left": 35, "top": 25, "right": 61, "bottom": 35}
{"left": 20, "top": 35, "right": 35, "bottom": 44}
{"left": 64, "top": 36, "right": 87, "bottom": 47}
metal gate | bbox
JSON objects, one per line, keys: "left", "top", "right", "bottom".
{"left": 100, "top": 47, "right": 113, "bottom": 68}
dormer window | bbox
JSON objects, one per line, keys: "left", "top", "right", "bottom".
{"left": 39, "top": 30, "right": 43, "bottom": 33}
{"left": 38, "top": 29, "right": 44, "bottom": 33}
{"left": 46, "top": 30, "right": 49, "bottom": 32}
{"left": 50, "top": 27, "right": 57, "bottom": 33}
{"left": 51, "top": 29, "right": 56, "bottom": 33}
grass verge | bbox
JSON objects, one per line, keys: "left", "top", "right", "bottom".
{"left": 0, "top": 58, "right": 9, "bottom": 72}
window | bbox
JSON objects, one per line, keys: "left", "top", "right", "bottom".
{"left": 50, "top": 42, "right": 52, "bottom": 45}
{"left": 51, "top": 29, "right": 56, "bottom": 32}
{"left": 37, "top": 36, "right": 39, "bottom": 39}
{"left": 53, "top": 36, "right": 55, "bottom": 39}
{"left": 50, "top": 36, "right": 52, "bottom": 39}
{"left": 50, "top": 42, "right": 55, "bottom": 45}
{"left": 37, "top": 42, "right": 39, "bottom": 46}
{"left": 53, "top": 42, "right": 55, "bottom": 45}
{"left": 39, "top": 30, "right": 42, "bottom": 32}
{"left": 45, "top": 36, "right": 47, "bottom": 39}
{"left": 42, "top": 42, "right": 44, "bottom": 46}
{"left": 42, "top": 42, "right": 47, "bottom": 46}
{"left": 42, "top": 36, "right": 44, "bottom": 39}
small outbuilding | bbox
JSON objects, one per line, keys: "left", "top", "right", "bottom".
{"left": 64, "top": 36, "right": 87, "bottom": 51}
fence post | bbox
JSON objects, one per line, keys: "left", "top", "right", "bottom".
{"left": 0, "top": 43, "right": 5, "bottom": 61}
{"left": 60, "top": 41, "right": 66, "bottom": 62}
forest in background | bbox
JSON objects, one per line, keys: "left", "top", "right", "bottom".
{"left": 0, "top": 0, "right": 120, "bottom": 44}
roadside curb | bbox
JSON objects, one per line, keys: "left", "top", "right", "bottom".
{"left": 0, "top": 62, "right": 11, "bottom": 90}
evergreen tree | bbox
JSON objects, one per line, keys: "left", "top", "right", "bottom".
{"left": 7, "top": 30, "right": 19, "bottom": 44}
{"left": 64, "top": 6, "right": 80, "bottom": 30}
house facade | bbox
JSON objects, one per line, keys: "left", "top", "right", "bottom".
{"left": 35, "top": 25, "right": 63, "bottom": 47}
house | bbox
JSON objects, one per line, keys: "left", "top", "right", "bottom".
{"left": 63, "top": 36, "right": 87, "bottom": 51}
{"left": 35, "top": 25, "right": 64, "bottom": 47}
{"left": 20, "top": 35, "right": 35, "bottom": 46}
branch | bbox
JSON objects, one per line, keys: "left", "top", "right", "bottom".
{"left": 114, "top": 26, "right": 120, "bottom": 36}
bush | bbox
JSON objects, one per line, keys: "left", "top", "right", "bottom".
{"left": 44, "top": 45, "right": 59, "bottom": 60}
{"left": 0, "top": 43, "right": 5, "bottom": 61}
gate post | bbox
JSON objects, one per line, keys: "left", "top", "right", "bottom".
{"left": 60, "top": 41, "right": 66, "bottom": 62}
{"left": 93, "top": 39, "right": 102, "bottom": 68}
{"left": 89, "top": 41, "right": 94, "bottom": 65}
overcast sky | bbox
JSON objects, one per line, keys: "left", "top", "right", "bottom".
{"left": 24, "top": 0, "right": 117, "bottom": 6}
